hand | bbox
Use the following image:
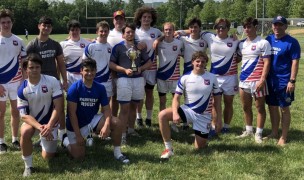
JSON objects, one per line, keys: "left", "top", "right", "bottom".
{"left": 99, "top": 124, "right": 111, "bottom": 139}
{"left": 125, "top": 69, "right": 133, "bottom": 76}
{"left": 286, "top": 82, "right": 295, "bottom": 93}
{"left": 0, "top": 85, "right": 6, "bottom": 97}
{"left": 172, "top": 112, "right": 181, "bottom": 124}
{"left": 76, "top": 135, "right": 85, "bottom": 146}
{"left": 134, "top": 67, "right": 142, "bottom": 75}
{"left": 152, "top": 39, "right": 160, "bottom": 50}
{"left": 40, "top": 124, "right": 53, "bottom": 140}
{"left": 137, "top": 42, "right": 146, "bottom": 50}
{"left": 255, "top": 79, "right": 265, "bottom": 92}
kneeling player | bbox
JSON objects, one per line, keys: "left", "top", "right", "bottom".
{"left": 158, "top": 51, "right": 221, "bottom": 159}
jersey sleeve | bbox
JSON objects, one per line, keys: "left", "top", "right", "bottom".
{"left": 50, "top": 77, "right": 63, "bottom": 99}
{"left": 66, "top": 82, "right": 79, "bottom": 103}
{"left": 55, "top": 41, "right": 63, "bottom": 57}
{"left": 20, "top": 39, "right": 27, "bottom": 59}
{"left": 175, "top": 75, "right": 185, "bottom": 95}
{"left": 140, "top": 47, "right": 150, "bottom": 63}
{"left": 83, "top": 43, "right": 92, "bottom": 59}
{"left": 290, "top": 39, "right": 301, "bottom": 60}
{"left": 17, "top": 81, "right": 29, "bottom": 115}
{"left": 26, "top": 40, "right": 35, "bottom": 54}
{"left": 260, "top": 39, "right": 272, "bottom": 57}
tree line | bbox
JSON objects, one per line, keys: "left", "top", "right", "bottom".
{"left": 1, "top": 0, "right": 304, "bottom": 35}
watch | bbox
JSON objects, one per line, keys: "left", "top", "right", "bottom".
{"left": 289, "top": 79, "right": 296, "bottom": 83}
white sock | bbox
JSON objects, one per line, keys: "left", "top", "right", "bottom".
{"left": 128, "top": 128, "right": 134, "bottom": 134}
{"left": 245, "top": 125, "right": 253, "bottom": 132}
{"left": 12, "top": 137, "right": 18, "bottom": 143}
{"left": 114, "top": 146, "right": 123, "bottom": 159}
{"left": 146, "top": 110, "right": 152, "bottom": 119}
{"left": 0, "top": 138, "right": 5, "bottom": 144}
{"left": 256, "top": 127, "right": 263, "bottom": 134}
{"left": 58, "top": 129, "right": 65, "bottom": 141}
{"left": 223, "top": 123, "right": 230, "bottom": 128}
{"left": 164, "top": 141, "right": 172, "bottom": 150}
{"left": 136, "top": 113, "right": 142, "bottom": 119}
{"left": 22, "top": 155, "right": 33, "bottom": 168}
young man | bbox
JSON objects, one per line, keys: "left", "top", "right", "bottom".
{"left": 26, "top": 16, "right": 67, "bottom": 141}
{"left": 236, "top": 17, "right": 271, "bottom": 143}
{"left": 265, "top": 16, "right": 301, "bottom": 146}
{"left": 0, "top": 9, "right": 27, "bottom": 153}
{"left": 63, "top": 58, "right": 129, "bottom": 163}
{"left": 110, "top": 23, "right": 152, "bottom": 145}
{"left": 60, "top": 20, "right": 90, "bottom": 88}
{"left": 18, "top": 53, "right": 63, "bottom": 177}
{"left": 158, "top": 51, "right": 221, "bottom": 159}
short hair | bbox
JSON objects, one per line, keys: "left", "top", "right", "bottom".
{"left": 23, "top": 53, "right": 43, "bottom": 70}
{"left": 191, "top": 51, "right": 209, "bottom": 63}
{"left": 242, "top": 17, "right": 258, "bottom": 27}
{"left": 81, "top": 58, "right": 97, "bottom": 70}
{"left": 96, "top": 21, "right": 110, "bottom": 31}
{"left": 214, "top": 18, "right": 231, "bottom": 30}
{"left": 0, "top": 9, "right": 14, "bottom": 22}
{"left": 188, "top": 17, "right": 202, "bottom": 28}
{"left": 67, "top": 19, "right": 81, "bottom": 31}
{"left": 122, "top": 23, "right": 136, "bottom": 34}
{"left": 134, "top": 6, "right": 157, "bottom": 27}
{"left": 39, "top": 16, "right": 53, "bottom": 25}
{"left": 163, "top": 22, "right": 175, "bottom": 31}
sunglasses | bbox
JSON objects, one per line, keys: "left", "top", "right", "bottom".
{"left": 216, "top": 25, "right": 227, "bottom": 30}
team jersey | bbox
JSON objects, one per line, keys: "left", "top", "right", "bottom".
{"left": 178, "top": 35, "right": 207, "bottom": 74}
{"left": 266, "top": 34, "right": 301, "bottom": 90}
{"left": 157, "top": 39, "right": 183, "bottom": 81}
{"left": 0, "top": 34, "right": 27, "bottom": 84}
{"left": 135, "top": 27, "right": 162, "bottom": 71}
{"left": 238, "top": 36, "right": 271, "bottom": 82}
{"left": 108, "top": 29, "right": 123, "bottom": 47}
{"left": 83, "top": 41, "right": 112, "bottom": 83}
{"left": 66, "top": 80, "right": 109, "bottom": 131}
{"left": 176, "top": 71, "right": 220, "bottom": 115}
{"left": 201, "top": 32, "right": 239, "bottom": 76}
{"left": 17, "top": 75, "right": 63, "bottom": 125}
{"left": 60, "top": 38, "right": 90, "bottom": 74}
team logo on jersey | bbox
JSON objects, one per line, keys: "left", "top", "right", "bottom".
{"left": 42, "top": 85, "right": 48, "bottom": 93}
{"left": 227, "top": 42, "right": 232, "bottom": 47}
{"left": 199, "top": 42, "right": 205, "bottom": 47}
{"left": 172, "top": 45, "right": 177, "bottom": 51}
{"left": 204, "top": 79, "right": 210, "bottom": 85}
{"left": 80, "top": 43, "right": 85, "bottom": 48}
{"left": 251, "top": 45, "right": 256, "bottom": 51}
{"left": 150, "top": 33, "right": 155, "bottom": 38}
{"left": 108, "top": 48, "right": 111, "bottom": 53}
{"left": 13, "top": 40, "right": 18, "bottom": 46}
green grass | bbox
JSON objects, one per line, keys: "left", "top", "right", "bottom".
{"left": 1, "top": 33, "right": 304, "bottom": 179}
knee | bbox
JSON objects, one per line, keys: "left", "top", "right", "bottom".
{"left": 111, "top": 117, "right": 122, "bottom": 129}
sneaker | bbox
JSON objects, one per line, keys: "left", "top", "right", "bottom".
{"left": 160, "top": 149, "right": 174, "bottom": 159}
{"left": 121, "top": 136, "right": 127, "bottom": 146}
{"left": 221, "top": 127, "right": 230, "bottom": 134}
{"left": 12, "top": 141, "right": 21, "bottom": 150}
{"left": 116, "top": 154, "right": 130, "bottom": 164}
{"left": 236, "top": 131, "right": 254, "bottom": 138}
{"left": 0, "top": 143, "right": 8, "bottom": 154}
{"left": 23, "top": 167, "right": 35, "bottom": 177}
{"left": 208, "top": 129, "right": 217, "bottom": 139}
{"left": 145, "top": 119, "right": 152, "bottom": 128}
{"left": 61, "top": 133, "right": 68, "bottom": 148}
{"left": 170, "top": 123, "right": 179, "bottom": 133}
{"left": 86, "top": 135, "right": 94, "bottom": 147}
{"left": 136, "top": 118, "right": 144, "bottom": 128}
{"left": 255, "top": 133, "right": 263, "bottom": 144}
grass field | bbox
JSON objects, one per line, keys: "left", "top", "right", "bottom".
{"left": 0, "top": 32, "right": 304, "bottom": 179}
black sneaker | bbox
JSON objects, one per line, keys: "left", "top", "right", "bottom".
{"left": 23, "top": 167, "right": 35, "bottom": 177}
{"left": 116, "top": 154, "right": 130, "bottom": 164}
{"left": 12, "top": 141, "right": 21, "bottom": 150}
{"left": 61, "top": 133, "right": 67, "bottom": 148}
{"left": 0, "top": 143, "right": 8, "bottom": 154}
{"left": 136, "top": 118, "right": 144, "bottom": 128}
{"left": 145, "top": 119, "right": 152, "bottom": 128}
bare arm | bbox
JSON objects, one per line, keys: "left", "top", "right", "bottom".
{"left": 99, "top": 104, "right": 112, "bottom": 138}
{"left": 213, "top": 94, "right": 221, "bottom": 129}
{"left": 287, "top": 59, "right": 299, "bottom": 93}
{"left": 56, "top": 54, "right": 68, "bottom": 91}
{"left": 172, "top": 93, "right": 181, "bottom": 124}
{"left": 256, "top": 57, "right": 270, "bottom": 92}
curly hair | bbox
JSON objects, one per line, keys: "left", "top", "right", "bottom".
{"left": 133, "top": 6, "right": 157, "bottom": 27}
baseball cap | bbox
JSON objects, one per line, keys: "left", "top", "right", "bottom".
{"left": 272, "top": 16, "right": 287, "bottom": 25}
{"left": 113, "top": 10, "right": 125, "bottom": 18}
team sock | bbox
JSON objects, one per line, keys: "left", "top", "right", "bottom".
{"left": 164, "top": 141, "right": 172, "bottom": 150}
{"left": 22, "top": 155, "right": 33, "bottom": 168}
{"left": 136, "top": 113, "right": 142, "bottom": 119}
{"left": 245, "top": 125, "right": 253, "bottom": 132}
{"left": 146, "top": 110, "right": 152, "bottom": 119}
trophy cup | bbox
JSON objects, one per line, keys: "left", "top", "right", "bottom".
{"left": 127, "top": 46, "right": 139, "bottom": 72}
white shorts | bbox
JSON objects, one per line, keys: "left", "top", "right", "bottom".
{"left": 101, "top": 81, "right": 113, "bottom": 97}
{"left": 217, "top": 75, "right": 239, "bottom": 95}
{"left": 239, "top": 81, "right": 268, "bottom": 98}
{"left": 180, "top": 105, "right": 212, "bottom": 134}
{"left": 143, "top": 70, "right": 157, "bottom": 86}
{"left": 157, "top": 79, "right": 178, "bottom": 94}
{"left": 0, "top": 81, "right": 21, "bottom": 101}
{"left": 67, "top": 114, "right": 103, "bottom": 144}
{"left": 117, "top": 77, "right": 145, "bottom": 102}
{"left": 67, "top": 72, "right": 82, "bottom": 88}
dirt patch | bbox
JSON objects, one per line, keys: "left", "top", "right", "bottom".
{"left": 288, "top": 29, "right": 304, "bottom": 35}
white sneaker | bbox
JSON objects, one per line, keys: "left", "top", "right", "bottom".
{"left": 86, "top": 135, "right": 94, "bottom": 147}
{"left": 255, "top": 133, "right": 263, "bottom": 144}
{"left": 236, "top": 131, "right": 254, "bottom": 138}
{"left": 160, "top": 149, "right": 174, "bottom": 159}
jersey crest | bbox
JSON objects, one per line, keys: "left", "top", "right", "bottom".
{"left": 13, "top": 40, "right": 18, "bottom": 46}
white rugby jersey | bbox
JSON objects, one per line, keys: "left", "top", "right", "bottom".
{"left": 60, "top": 38, "right": 90, "bottom": 73}
{"left": 201, "top": 32, "right": 239, "bottom": 76}
{"left": 157, "top": 39, "right": 183, "bottom": 81}
{"left": 238, "top": 36, "right": 271, "bottom": 82}
{"left": 179, "top": 35, "right": 207, "bottom": 73}
{"left": 83, "top": 41, "right": 112, "bottom": 83}
{"left": 0, "top": 34, "right": 26, "bottom": 84}
{"left": 135, "top": 27, "right": 162, "bottom": 71}
{"left": 17, "top": 75, "right": 63, "bottom": 124}
{"left": 175, "top": 71, "right": 220, "bottom": 115}
{"left": 108, "top": 29, "right": 123, "bottom": 47}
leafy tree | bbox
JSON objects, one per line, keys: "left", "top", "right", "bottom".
{"left": 216, "top": 0, "right": 232, "bottom": 19}
{"left": 288, "top": 0, "right": 304, "bottom": 18}
{"left": 229, "top": 0, "right": 247, "bottom": 23}
{"left": 266, "top": 0, "right": 290, "bottom": 18}
{"left": 125, "top": 0, "right": 144, "bottom": 17}
{"left": 185, "top": 4, "right": 203, "bottom": 27}
{"left": 200, "top": 0, "right": 217, "bottom": 25}
{"left": 155, "top": 4, "right": 168, "bottom": 29}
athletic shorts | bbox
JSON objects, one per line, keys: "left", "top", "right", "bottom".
{"left": 180, "top": 105, "right": 212, "bottom": 134}
{"left": 0, "top": 81, "right": 20, "bottom": 101}
{"left": 67, "top": 114, "right": 103, "bottom": 144}
{"left": 266, "top": 87, "right": 294, "bottom": 107}
{"left": 217, "top": 75, "right": 238, "bottom": 95}
{"left": 239, "top": 80, "right": 268, "bottom": 97}
{"left": 116, "top": 77, "right": 145, "bottom": 103}
{"left": 67, "top": 72, "right": 82, "bottom": 88}
{"left": 101, "top": 81, "right": 113, "bottom": 97}
{"left": 143, "top": 70, "right": 157, "bottom": 86}
{"left": 157, "top": 79, "right": 177, "bottom": 94}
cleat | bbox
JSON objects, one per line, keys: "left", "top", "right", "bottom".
{"left": 255, "top": 133, "right": 263, "bottom": 144}
{"left": 12, "top": 141, "right": 21, "bottom": 150}
{"left": 0, "top": 143, "right": 8, "bottom": 154}
{"left": 61, "top": 133, "right": 68, "bottom": 148}
{"left": 236, "top": 131, "right": 254, "bottom": 138}
{"left": 116, "top": 155, "right": 130, "bottom": 164}
{"left": 136, "top": 118, "right": 144, "bottom": 128}
{"left": 160, "top": 149, "right": 174, "bottom": 159}
{"left": 221, "top": 128, "right": 230, "bottom": 134}
{"left": 145, "top": 119, "right": 152, "bottom": 128}
{"left": 23, "top": 167, "right": 35, "bottom": 177}
{"left": 208, "top": 130, "right": 217, "bottom": 139}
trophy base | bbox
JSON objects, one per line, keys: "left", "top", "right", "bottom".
{"left": 131, "top": 67, "right": 138, "bottom": 72}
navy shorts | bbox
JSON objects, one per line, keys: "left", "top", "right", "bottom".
{"left": 266, "top": 87, "right": 294, "bottom": 107}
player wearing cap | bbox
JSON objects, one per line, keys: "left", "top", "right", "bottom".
{"left": 265, "top": 16, "right": 301, "bottom": 146}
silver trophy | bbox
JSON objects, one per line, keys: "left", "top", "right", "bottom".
{"left": 127, "top": 46, "right": 140, "bottom": 72}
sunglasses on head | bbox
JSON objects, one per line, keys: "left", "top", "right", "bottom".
{"left": 216, "top": 25, "right": 227, "bottom": 30}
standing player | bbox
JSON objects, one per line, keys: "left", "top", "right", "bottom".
{"left": 60, "top": 20, "right": 90, "bottom": 88}
{"left": 134, "top": 6, "right": 162, "bottom": 128}
{"left": 265, "top": 16, "right": 301, "bottom": 146}
{"left": 18, "top": 53, "right": 63, "bottom": 176}
{"left": 108, "top": 10, "right": 125, "bottom": 47}
{"left": 0, "top": 9, "right": 27, "bottom": 153}
{"left": 26, "top": 16, "right": 67, "bottom": 141}
{"left": 236, "top": 17, "right": 271, "bottom": 143}
{"left": 25, "top": 29, "right": 28, "bottom": 40}
{"left": 159, "top": 51, "right": 221, "bottom": 159}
